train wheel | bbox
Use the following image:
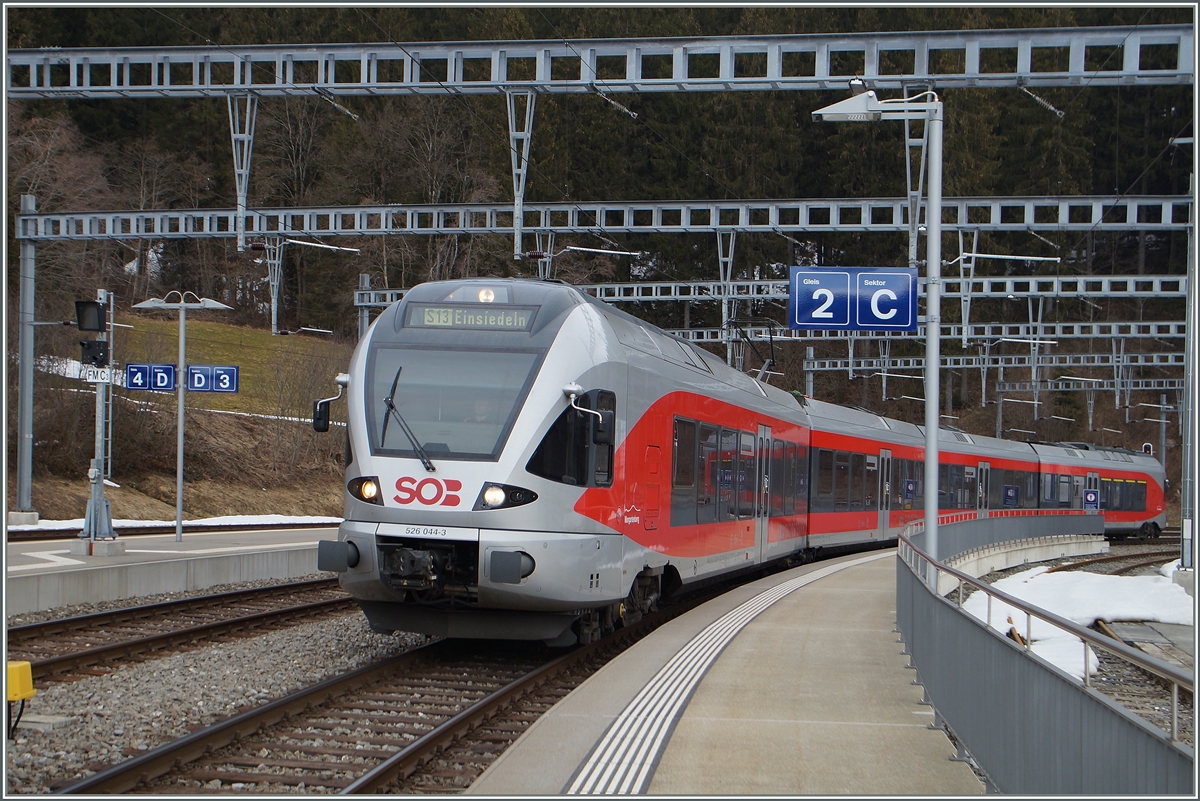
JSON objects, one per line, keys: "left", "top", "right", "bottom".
{"left": 1138, "top": 522, "right": 1159, "bottom": 540}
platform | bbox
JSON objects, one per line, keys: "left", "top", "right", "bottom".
{"left": 470, "top": 551, "right": 984, "bottom": 795}
{"left": 5, "top": 527, "right": 335, "bottom": 615}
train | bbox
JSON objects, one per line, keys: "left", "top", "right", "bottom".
{"left": 313, "top": 277, "right": 1167, "bottom": 646}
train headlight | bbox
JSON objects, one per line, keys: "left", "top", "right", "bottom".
{"left": 348, "top": 476, "right": 383, "bottom": 505}
{"left": 478, "top": 288, "right": 496, "bottom": 303}
{"left": 474, "top": 482, "right": 538, "bottom": 511}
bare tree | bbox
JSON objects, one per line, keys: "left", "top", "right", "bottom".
{"left": 338, "top": 96, "right": 507, "bottom": 286}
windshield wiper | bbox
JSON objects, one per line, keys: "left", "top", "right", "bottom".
{"left": 380, "top": 365, "right": 436, "bottom": 472}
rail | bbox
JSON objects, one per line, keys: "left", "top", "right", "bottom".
{"left": 899, "top": 520, "right": 1192, "bottom": 740}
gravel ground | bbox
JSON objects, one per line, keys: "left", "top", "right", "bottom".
{"left": 4, "top": 612, "right": 426, "bottom": 794}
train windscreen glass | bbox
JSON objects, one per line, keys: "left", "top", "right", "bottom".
{"left": 367, "top": 346, "right": 542, "bottom": 460}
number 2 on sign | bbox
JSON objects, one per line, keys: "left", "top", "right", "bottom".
{"left": 811, "top": 288, "right": 835, "bottom": 319}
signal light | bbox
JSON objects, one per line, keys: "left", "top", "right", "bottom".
{"left": 80, "top": 340, "right": 109, "bottom": 367}
{"left": 75, "top": 300, "right": 107, "bottom": 331}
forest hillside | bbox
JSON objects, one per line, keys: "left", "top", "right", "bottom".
{"left": 6, "top": 8, "right": 1192, "bottom": 520}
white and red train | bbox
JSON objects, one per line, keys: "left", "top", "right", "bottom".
{"left": 315, "top": 278, "right": 1167, "bottom": 646}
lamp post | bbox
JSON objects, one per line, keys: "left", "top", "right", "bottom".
{"left": 133, "top": 291, "right": 232, "bottom": 541}
{"left": 814, "top": 85, "right": 944, "bottom": 581}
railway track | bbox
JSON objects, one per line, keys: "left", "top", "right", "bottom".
{"left": 7, "top": 579, "right": 354, "bottom": 683}
{"left": 1045, "top": 548, "right": 1182, "bottom": 575}
{"left": 54, "top": 589, "right": 715, "bottom": 794}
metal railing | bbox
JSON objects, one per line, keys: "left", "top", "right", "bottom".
{"left": 902, "top": 520, "right": 1190, "bottom": 733}
{"left": 896, "top": 516, "right": 1194, "bottom": 793}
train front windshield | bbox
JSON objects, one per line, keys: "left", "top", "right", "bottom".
{"left": 366, "top": 346, "right": 542, "bottom": 461}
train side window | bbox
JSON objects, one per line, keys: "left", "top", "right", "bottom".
{"left": 673, "top": 419, "right": 696, "bottom": 488}
{"left": 834, "top": 451, "right": 850, "bottom": 511}
{"left": 817, "top": 449, "right": 834, "bottom": 498}
{"left": 718, "top": 428, "right": 738, "bottom": 520}
{"left": 1058, "top": 475, "right": 1071, "bottom": 505}
{"left": 794, "top": 444, "right": 809, "bottom": 514}
{"left": 990, "top": 469, "right": 1005, "bottom": 508}
{"left": 527, "top": 390, "right": 613, "bottom": 488}
{"left": 850, "top": 453, "right": 865, "bottom": 509}
{"left": 527, "top": 401, "right": 590, "bottom": 486}
{"left": 738, "top": 431, "right": 756, "bottom": 520}
{"left": 1109, "top": 479, "right": 1121, "bottom": 510}
{"left": 671, "top": 418, "right": 697, "bottom": 527}
{"left": 785, "top": 443, "right": 798, "bottom": 515}
{"left": 770, "top": 441, "right": 786, "bottom": 517}
{"left": 1135, "top": 480, "right": 1147, "bottom": 511}
{"left": 697, "top": 424, "right": 719, "bottom": 524}
{"left": 592, "top": 391, "right": 616, "bottom": 487}
{"left": 864, "top": 455, "right": 877, "bottom": 511}
{"left": 1043, "top": 473, "right": 1056, "bottom": 503}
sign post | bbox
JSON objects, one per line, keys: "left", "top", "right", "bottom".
{"left": 79, "top": 289, "right": 115, "bottom": 543}
{"left": 813, "top": 86, "right": 943, "bottom": 585}
{"left": 133, "top": 292, "right": 232, "bottom": 541}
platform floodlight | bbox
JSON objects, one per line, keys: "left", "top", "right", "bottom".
{"left": 132, "top": 290, "right": 232, "bottom": 541}
{"left": 814, "top": 85, "right": 944, "bottom": 581}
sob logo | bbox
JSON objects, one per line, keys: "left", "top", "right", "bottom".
{"left": 394, "top": 476, "right": 463, "bottom": 507}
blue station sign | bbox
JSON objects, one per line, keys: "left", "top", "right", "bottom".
{"left": 126, "top": 363, "right": 177, "bottom": 392}
{"left": 186, "top": 365, "right": 240, "bottom": 393}
{"left": 788, "top": 266, "right": 918, "bottom": 331}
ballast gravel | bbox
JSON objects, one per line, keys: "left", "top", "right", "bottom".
{"left": 5, "top": 611, "right": 425, "bottom": 795}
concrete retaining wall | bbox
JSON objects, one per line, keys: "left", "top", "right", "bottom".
{"left": 939, "top": 534, "right": 1108, "bottom": 595}
{"left": 6, "top": 547, "right": 319, "bottom": 615}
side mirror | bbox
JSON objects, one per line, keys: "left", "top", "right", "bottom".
{"left": 313, "top": 375, "right": 348, "bottom": 433}
{"left": 313, "top": 398, "right": 331, "bottom": 432}
{"left": 593, "top": 409, "right": 614, "bottom": 445}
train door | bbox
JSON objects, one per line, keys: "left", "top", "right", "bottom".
{"left": 879, "top": 449, "right": 893, "bottom": 538}
{"left": 756, "top": 424, "right": 771, "bottom": 562}
{"left": 1086, "top": 472, "right": 1100, "bottom": 512}
{"left": 978, "top": 462, "right": 991, "bottom": 519}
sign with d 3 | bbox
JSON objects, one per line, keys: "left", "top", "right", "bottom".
{"left": 789, "top": 266, "right": 918, "bottom": 331}
{"left": 187, "top": 365, "right": 239, "bottom": 393}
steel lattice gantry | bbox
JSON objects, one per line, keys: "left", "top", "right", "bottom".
{"left": 7, "top": 25, "right": 1192, "bottom": 97}
{"left": 8, "top": 25, "right": 1194, "bottom": 254}
{"left": 351, "top": 274, "right": 1188, "bottom": 314}
{"left": 13, "top": 195, "right": 1192, "bottom": 241}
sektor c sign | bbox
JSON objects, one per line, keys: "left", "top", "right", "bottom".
{"left": 788, "top": 266, "right": 918, "bottom": 331}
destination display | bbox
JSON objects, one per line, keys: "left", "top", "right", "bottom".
{"left": 406, "top": 303, "right": 537, "bottom": 332}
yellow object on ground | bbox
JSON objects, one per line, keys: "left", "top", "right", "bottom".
{"left": 7, "top": 661, "right": 36, "bottom": 701}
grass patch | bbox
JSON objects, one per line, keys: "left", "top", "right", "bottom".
{"left": 115, "top": 313, "right": 354, "bottom": 416}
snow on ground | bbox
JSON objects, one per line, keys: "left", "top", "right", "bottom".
{"left": 961, "top": 563, "right": 1194, "bottom": 680}
{"left": 7, "top": 514, "right": 341, "bottom": 533}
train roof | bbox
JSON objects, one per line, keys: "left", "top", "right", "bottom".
{"left": 576, "top": 284, "right": 803, "bottom": 411}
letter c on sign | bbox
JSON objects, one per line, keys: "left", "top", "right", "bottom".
{"left": 871, "top": 288, "right": 898, "bottom": 320}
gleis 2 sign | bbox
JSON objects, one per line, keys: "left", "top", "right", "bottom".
{"left": 788, "top": 266, "right": 918, "bottom": 331}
